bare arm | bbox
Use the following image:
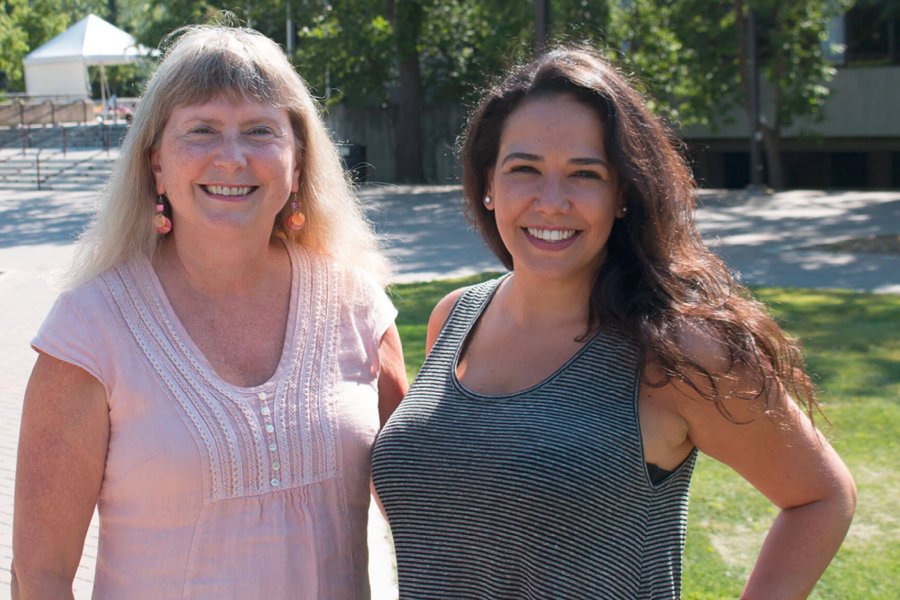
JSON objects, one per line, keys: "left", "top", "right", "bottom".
{"left": 11, "top": 353, "right": 109, "bottom": 600}
{"left": 424, "top": 288, "right": 466, "bottom": 355}
{"left": 376, "top": 324, "right": 409, "bottom": 427}
{"left": 661, "top": 334, "right": 856, "bottom": 599}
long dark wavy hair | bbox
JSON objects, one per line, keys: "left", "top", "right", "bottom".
{"left": 460, "top": 46, "right": 818, "bottom": 419}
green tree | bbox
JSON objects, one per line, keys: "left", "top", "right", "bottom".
{"left": 134, "top": 0, "right": 225, "bottom": 49}
{"left": 0, "top": 0, "right": 146, "bottom": 92}
{"left": 104, "top": 0, "right": 852, "bottom": 187}
{"left": 389, "top": 0, "right": 426, "bottom": 181}
{"left": 0, "top": 4, "right": 30, "bottom": 91}
{"left": 0, "top": 0, "right": 69, "bottom": 91}
{"left": 294, "top": 0, "right": 393, "bottom": 106}
{"left": 610, "top": 0, "right": 853, "bottom": 189}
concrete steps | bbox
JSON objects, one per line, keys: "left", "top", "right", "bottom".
{"left": 0, "top": 123, "right": 128, "bottom": 150}
{"left": 0, "top": 148, "right": 119, "bottom": 190}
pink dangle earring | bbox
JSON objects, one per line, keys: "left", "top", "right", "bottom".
{"left": 284, "top": 192, "right": 305, "bottom": 232}
{"left": 153, "top": 195, "right": 172, "bottom": 235}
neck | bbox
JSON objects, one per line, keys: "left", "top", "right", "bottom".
{"left": 499, "top": 270, "right": 593, "bottom": 330}
{"left": 156, "top": 230, "right": 284, "bottom": 297}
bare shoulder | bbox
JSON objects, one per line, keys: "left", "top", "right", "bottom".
{"left": 638, "top": 317, "right": 774, "bottom": 459}
{"left": 671, "top": 317, "right": 735, "bottom": 376}
{"left": 425, "top": 287, "right": 469, "bottom": 355}
{"left": 641, "top": 317, "right": 853, "bottom": 505}
{"left": 646, "top": 318, "right": 765, "bottom": 413}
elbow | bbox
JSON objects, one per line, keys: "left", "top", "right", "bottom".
{"left": 9, "top": 559, "right": 72, "bottom": 600}
{"left": 826, "top": 467, "right": 858, "bottom": 534}
{"left": 843, "top": 472, "right": 858, "bottom": 520}
{"left": 10, "top": 560, "right": 28, "bottom": 600}
{"left": 10, "top": 561, "right": 19, "bottom": 600}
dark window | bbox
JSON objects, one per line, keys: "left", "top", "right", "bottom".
{"left": 892, "top": 152, "right": 900, "bottom": 188}
{"left": 832, "top": 152, "right": 869, "bottom": 188}
{"left": 783, "top": 152, "right": 830, "bottom": 188}
{"left": 723, "top": 152, "right": 750, "bottom": 189}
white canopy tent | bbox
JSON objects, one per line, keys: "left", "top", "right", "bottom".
{"left": 23, "top": 14, "right": 153, "bottom": 101}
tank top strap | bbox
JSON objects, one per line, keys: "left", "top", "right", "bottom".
{"left": 428, "top": 276, "right": 506, "bottom": 359}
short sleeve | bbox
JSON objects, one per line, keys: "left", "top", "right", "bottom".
{"left": 32, "top": 290, "right": 105, "bottom": 384}
{"left": 332, "top": 265, "right": 399, "bottom": 387}
{"left": 367, "top": 278, "right": 398, "bottom": 343}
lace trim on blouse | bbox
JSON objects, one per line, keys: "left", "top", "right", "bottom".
{"left": 101, "top": 244, "right": 341, "bottom": 501}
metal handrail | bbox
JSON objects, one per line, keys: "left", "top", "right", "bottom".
{"left": 0, "top": 98, "right": 95, "bottom": 127}
{"left": 35, "top": 148, "right": 43, "bottom": 190}
{"left": 32, "top": 147, "right": 115, "bottom": 191}
{"left": 0, "top": 122, "right": 124, "bottom": 153}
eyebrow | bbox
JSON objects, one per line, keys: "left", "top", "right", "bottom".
{"left": 500, "top": 152, "right": 609, "bottom": 168}
{"left": 179, "top": 114, "right": 282, "bottom": 128}
{"left": 500, "top": 152, "right": 541, "bottom": 165}
{"left": 571, "top": 157, "right": 609, "bottom": 168}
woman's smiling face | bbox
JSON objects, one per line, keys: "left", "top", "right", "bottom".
{"left": 150, "top": 95, "right": 301, "bottom": 238}
{"left": 486, "top": 93, "right": 623, "bottom": 285}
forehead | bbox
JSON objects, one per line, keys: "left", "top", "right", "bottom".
{"left": 166, "top": 96, "right": 292, "bottom": 125}
{"left": 499, "top": 93, "right": 605, "bottom": 151}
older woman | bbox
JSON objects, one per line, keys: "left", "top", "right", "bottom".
{"left": 12, "top": 26, "right": 406, "bottom": 599}
{"left": 372, "top": 47, "right": 856, "bottom": 598}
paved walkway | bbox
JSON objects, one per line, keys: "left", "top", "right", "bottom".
{"left": 0, "top": 183, "right": 898, "bottom": 598}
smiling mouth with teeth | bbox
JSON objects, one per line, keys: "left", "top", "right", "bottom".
{"left": 203, "top": 185, "right": 256, "bottom": 196}
{"left": 526, "top": 227, "right": 577, "bottom": 242}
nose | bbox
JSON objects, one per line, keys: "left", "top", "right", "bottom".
{"left": 214, "top": 134, "right": 248, "bottom": 171}
{"left": 534, "top": 177, "right": 569, "bottom": 213}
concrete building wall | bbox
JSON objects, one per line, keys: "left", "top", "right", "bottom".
{"left": 681, "top": 65, "right": 900, "bottom": 140}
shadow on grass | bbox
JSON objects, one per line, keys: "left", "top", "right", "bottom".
{"left": 754, "top": 288, "right": 900, "bottom": 400}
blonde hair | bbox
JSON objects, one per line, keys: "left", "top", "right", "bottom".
{"left": 70, "top": 25, "right": 388, "bottom": 287}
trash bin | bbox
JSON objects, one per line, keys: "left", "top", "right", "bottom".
{"left": 338, "top": 143, "right": 367, "bottom": 182}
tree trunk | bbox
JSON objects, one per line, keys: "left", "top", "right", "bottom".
{"left": 394, "top": 56, "right": 425, "bottom": 182}
{"left": 765, "top": 8, "right": 786, "bottom": 190}
{"left": 389, "top": 0, "right": 425, "bottom": 183}
{"left": 107, "top": 0, "right": 118, "bottom": 25}
{"left": 760, "top": 124, "right": 784, "bottom": 189}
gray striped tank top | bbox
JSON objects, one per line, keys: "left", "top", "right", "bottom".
{"left": 372, "top": 277, "right": 697, "bottom": 599}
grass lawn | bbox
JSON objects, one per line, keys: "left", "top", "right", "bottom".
{"left": 387, "top": 274, "right": 900, "bottom": 598}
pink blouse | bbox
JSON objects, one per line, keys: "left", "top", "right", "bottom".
{"left": 32, "top": 243, "right": 396, "bottom": 599}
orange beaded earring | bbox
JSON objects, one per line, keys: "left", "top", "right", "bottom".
{"left": 284, "top": 192, "right": 305, "bottom": 232}
{"left": 153, "top": 195, "right": 172, "bottom": 235}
